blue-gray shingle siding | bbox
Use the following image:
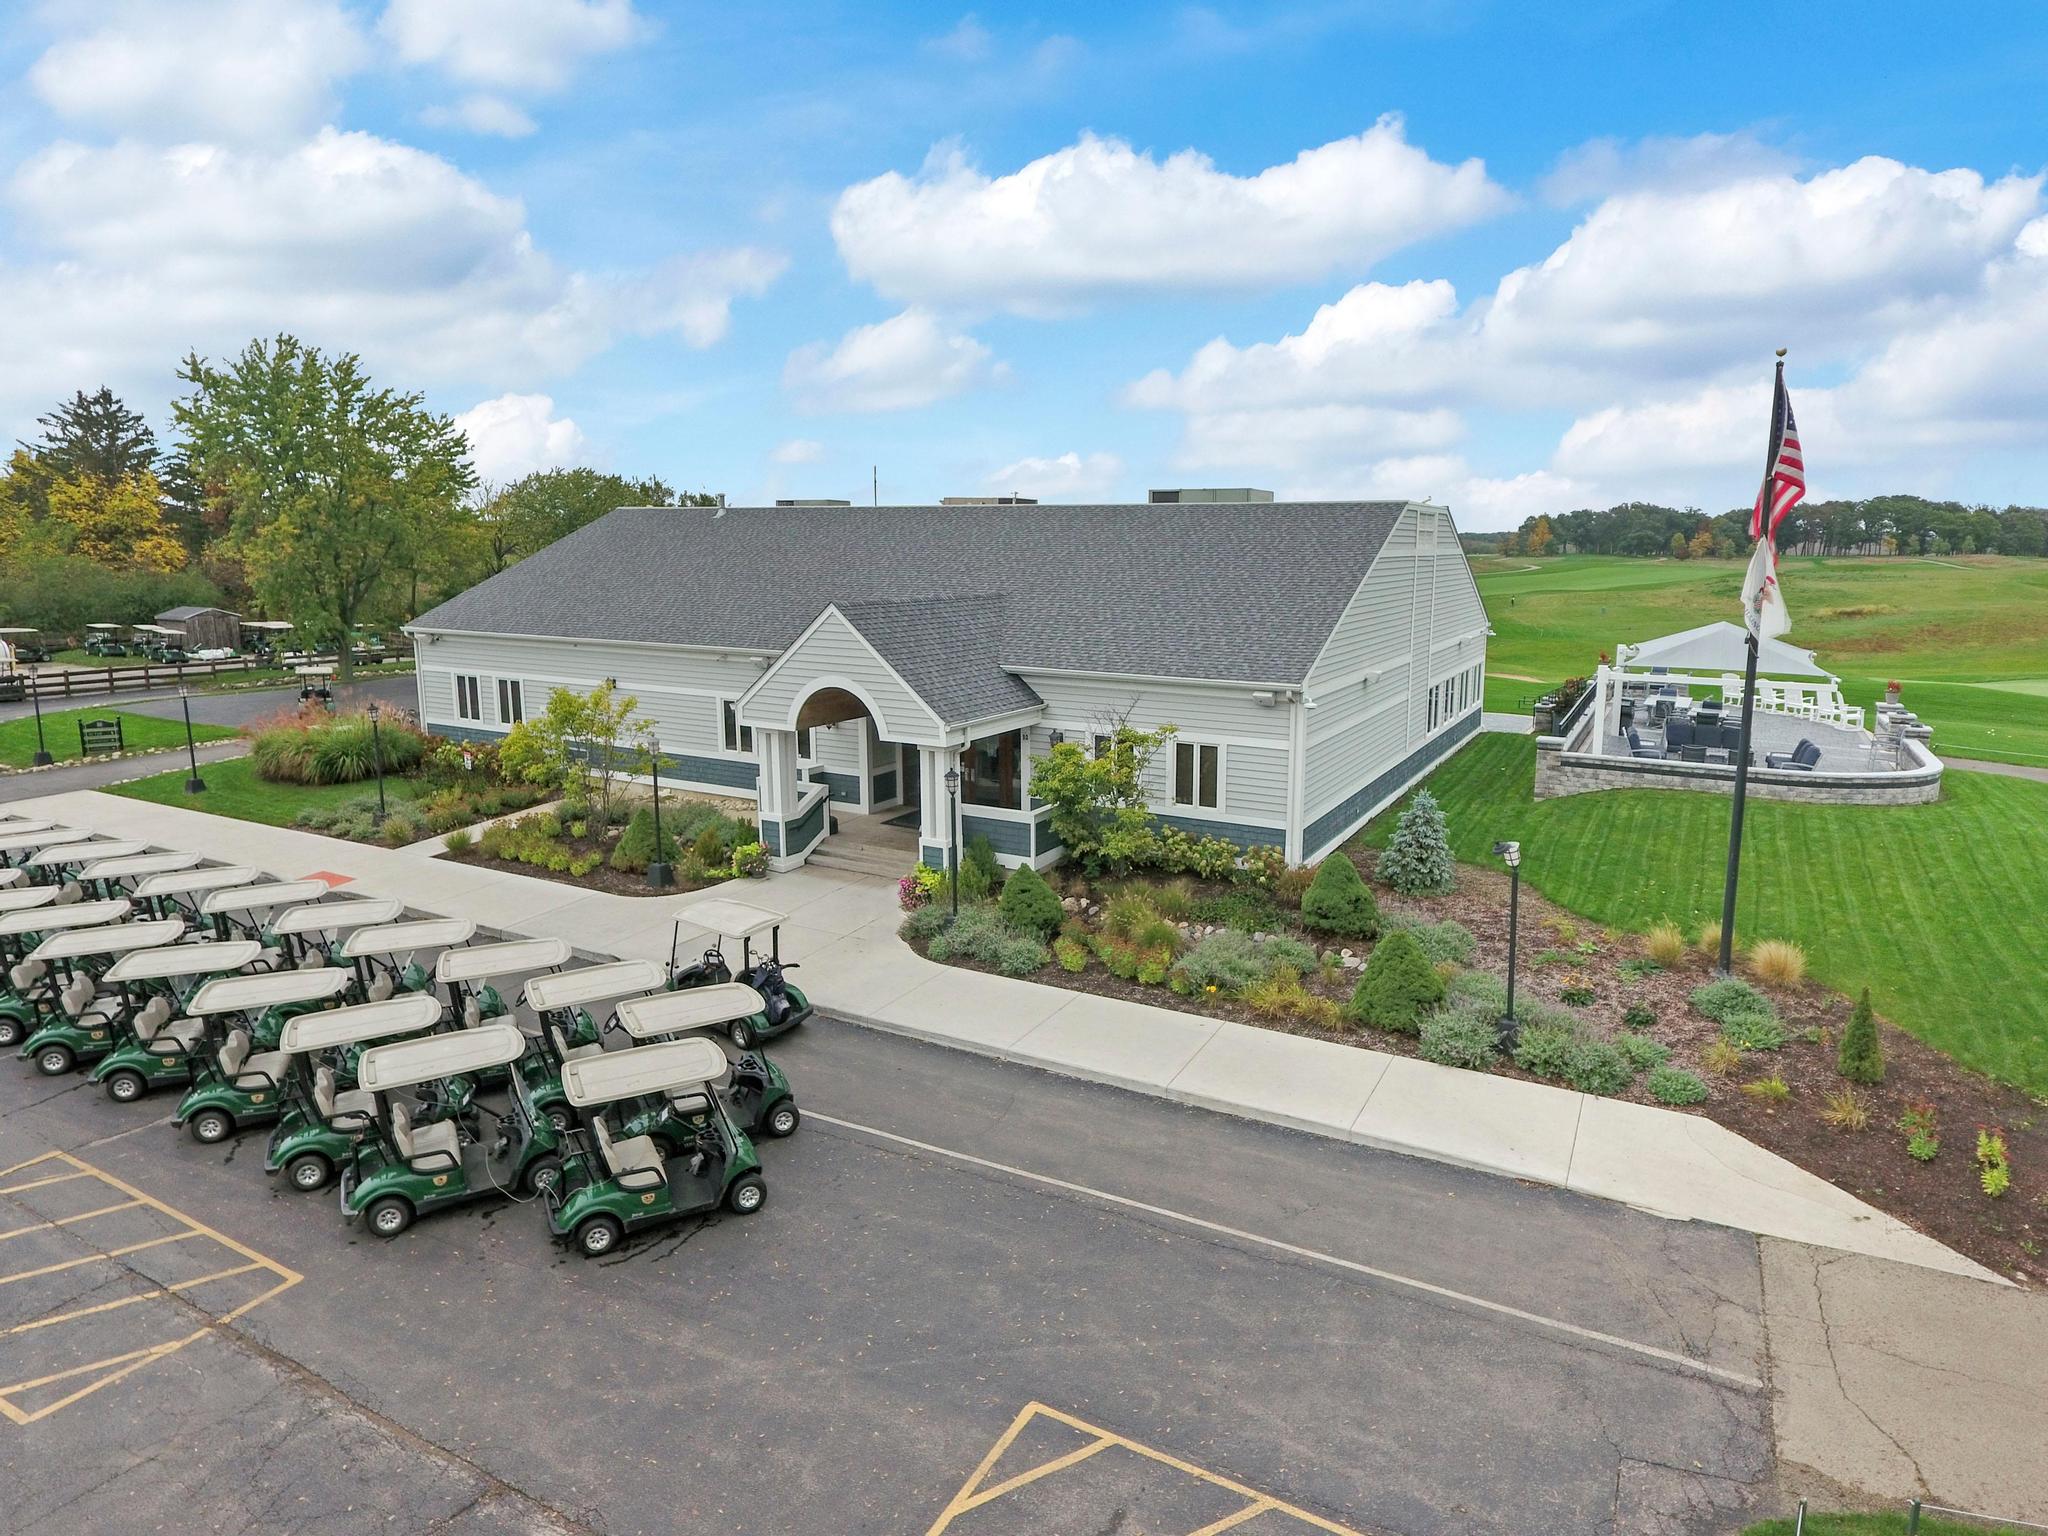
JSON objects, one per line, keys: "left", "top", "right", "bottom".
{"left": 960, "top": 814, "right": 1032, "bottom": 857}
{"left": 1304, "top": 710, "right": 1480, "bottom": 856}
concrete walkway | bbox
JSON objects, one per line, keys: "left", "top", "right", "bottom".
{"left": 11, "top": 784, "right": 2000, "bottom": 1283}
{"left": 0, "top": 740, "right": 250, "bottom": 802}
{"left": 1947, "top": 755, "right": 2048, "bottom": 783}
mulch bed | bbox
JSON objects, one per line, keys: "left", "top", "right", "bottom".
{"left": 910, "top": 852, "right": 2048, "bottom": 1285}
{"left": 444, "top": 841, "right": 726, "bottom": 898}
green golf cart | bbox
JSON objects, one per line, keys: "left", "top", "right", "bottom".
{"left": 437, "top": 936, "right": 572, "bottom": 1029}
{"left": 172, "top": 965, "right": 365, "bottom": 1141}
{"left": 266, "top": 994, "right": 447, "bottom": 1191}
{"left": 342, "top": 918, "right": 476, "bottom": 1002}
{"left": 544, "top": 1038, "right": 767, "bottom": 1258}
{"left": 0, "top": 898, "right": 133, "bottom": 1051}
{"left": 614, "top": 984, "right": 800, "bottom": 1142}
{"left": 22, "top": 839, "right": 148, "bottom": 899}
{"left": 82, "top": 623, "right": 127, "bottom": 658}
{"left": 267, "top": 897, "right": 405, "bottom": 968}
{"left": 131, "top": 865, "right": 263, "bottom": 925}
{"left": 342, "top": 1023, "right": 563, "bottom": 1238}
{"left": 198, "top": 880, "right": 329, "bottom": 954}
{"left": 516, "top": 959, "right": 666, "bottom": 1133}
{"left": 17, "top": 918, "right": 190, "bottom": 1075}
{"left": 0, "top": 824, "right": 90, "bottom": 873}
{"left": 71, "top": 940, "right": 264, "bottom": 1095}
{"left": 667, "top": 898, "right": 813, "bottom": 1050}
{"left": 77, "top": 851, "right": 203, "bottom": 903}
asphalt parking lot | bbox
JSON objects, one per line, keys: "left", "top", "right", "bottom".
{"left": 0, "top": 971, "right": 1775, "bottom": 1536}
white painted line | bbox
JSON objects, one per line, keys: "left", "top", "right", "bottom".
{"left": 811, "top": 1111, "right": 1765, "bottom": 1393}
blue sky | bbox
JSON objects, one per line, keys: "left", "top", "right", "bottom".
{"left": 2, "top": 1, "right": 2045, "bottom": 527}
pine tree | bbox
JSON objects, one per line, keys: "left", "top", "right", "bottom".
{"left": 1837, "top": 987, "right": 1884, "bottom": 1084}
{"left": 31, "top": 387, "right": 157, "bottom": 482}
{"left": 1346, "top": 930, "right": 1445, "bottom": 1033}
{"left": 1376, "top": 790, "right": 1456, "bottom": 896}
{"left": 997, "top": 863, "right": 1063, "bottom": 939}
{"left": 1299, "top": 851, "right": 1381, "bottom": 938}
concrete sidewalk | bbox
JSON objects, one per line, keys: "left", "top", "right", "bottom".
{"left": 16, "top": 785, "right": 2000, "bottom": 1283}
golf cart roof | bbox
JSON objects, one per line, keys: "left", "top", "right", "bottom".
{"left": 561, "top": 1037, "right": 728, "bottom": 1107}
{"left": 0, "top": 899, "right": 130, "bottom": 936}
{"left": 26, "top": 839, "right": 147, "bottom": 868}
{"left": 80, "top": 851, "right": 204, "bottom": 881}
{"left": 356, "top": 1021, "right": 524, "bottom": 1092}
{"left": 0, "top": 887, "right": 61, "bottom": 914}
{"left": 0, "top": 818, "right": 53, "bottom": 835}
{"left": 186, "top": 967, "right": 353, "bottom": 1016}
{"left": 614, "top": 984, "right": 766, "bottom": 1040}
{"left": 199, "top": 880, "right": 329, "bottom": 917}
{"left": 132, "top": 865, "right": 262, "bottom": 901}
{"left": 269, "top": 898, "right": 406, "bottom": 937}
{"left": 520, "top": 959, "right": 666, "bottom": 1013}
{"left": 0, "top": 627, "right": 38, "bottom": 636}
{"left": 0, "top": 825, "right": 88, "bottom": 854}
{"left": 101, "top": 940, "right": 263, "bottom": 984}
{"left": 28, "top": 919, "right": 186, "bottom": 963}
{"left": 243, "top": 620, "right": 295, "bottom": 632}
{"left": 342, "top": 918, "right": 476, "bottom": 960}
{"left": 675, "top": 897, "right": 785, "bottom": 942}
{"left": 0, "top": 867, "right": 21, "bottom": 888}
{"left": 85, "top": 622, "right": 123, "bottom": 631}
{"left": 277, "top": 993, "right": 443, "bottom": 1054}
{"left": 435, "top": 936, "right": 572, "bottom": 985}
{"left": 294, "top": 665, "right": 333, "bottom": 677}
{"left": 131, "top": 623, "right": 176, "bottom": 636}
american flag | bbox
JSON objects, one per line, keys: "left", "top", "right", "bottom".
{"left": 1750, "top": 360, "right": 1805, "bottom": 540}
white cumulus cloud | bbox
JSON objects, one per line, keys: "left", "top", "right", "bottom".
{"left": 783, "top": 309, "right": 1003, "bottom": 413}
{"left": 984, "top": 451, "right": 1123, "bottom": 501}
{"left": 456, "top": 393, "right": 587, "bottom": 483}
{"left": 772, "top": 438, "right": 825, "bottom": 464}
{"left": 421, "top": 95, "right": 539, "bottom": 138}
{"left": 830, "top": 118, "right": 1508, "bottom": 314}
{"left": 380, "top": 0, "right": 643, "bottom": 92}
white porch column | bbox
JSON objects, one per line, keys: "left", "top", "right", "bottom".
{"left": 916, "top": 744, "right": 957, "bottom": 871}
{"left": 756, "top": 727, "right": 799, "bottom": 822}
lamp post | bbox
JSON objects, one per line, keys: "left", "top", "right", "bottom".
{"left": 646, "top": 747, "right": 673, "bottom": 890}
{"left": 180, "top": 688, "right": 206, "bottom": 795}
{"left": 366, "top": 700, "right": 388, "bottom": 826}
{"left": 27, "top": 666, "right": 51, "bottom": 767}
{"left": 943, "top": 764, "right": 961, "bottom": 923}
{"left": 1493, "top": 840, "right": 1521, "bottom": 1046}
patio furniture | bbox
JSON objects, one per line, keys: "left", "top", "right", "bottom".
{"left": 1681, "top": 746, "right": 1708, "bottom": 763}
{"left": 1704, "top": 748, "right": 1732, "bottom": 765}
{"left": 1765, "top": 739, "right": 1822, "bottom": 771}
{"left": 1663, "top": 716, "right": 1695, "bottom": 752}
{"left": 1625, "top": 727, "right": 1663, "bottom": 761}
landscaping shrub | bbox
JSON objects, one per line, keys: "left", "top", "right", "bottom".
{"left": 959, "top": 835, "right": 1002, "bottom": 904}
{"left": 1622, "top": 1002, "right": 1657, "bottom": 1031}
{"left": 730, "top": 842, "right": 768, "bottom": 879}
{"left": 1562, "top": 1038, "right": 1634, "bottom": 1096}
{"left": 1134, "top": 947, "right": 1173, "bottom": 986}
{"left": 1511, "top": 1022, "right": 1580, "bottom": 1079}
{"left": 1616, "top": 1033, "right": 1670, "bottom": 1071}
{"left": 1976, "top": 1129, "right": 2011, "bottom": 1198}
{"left": 1053, "top": 936, "right": 1089, "bottom": 972}
{"left": 1558, "top": 983, "right": 1596, "bottom": 1006}
{"left": 1720, "top": 1011, "right": 1789, "bottom": 1052}
{"left": 1645, "top": 921, "right": 1686, "bottom": 966}
{"left": 1131, "top": 916, "right": 1182, "bottom": 954}
{"left": 1741, "top": 1075, "right": 1791, "bottom": 1102}
{"left": 1380, "top": 913, "right": 1475, "bottom": 966}
{"left": 378, "top": 809, "right": 426, "bottom": 846}
{"left": 1696, "top": 920, "right": 1725, "bottom": 958}
{"left": 997, "top": 864, "right": 1064, "bottom": 940}
{"left": 1419, "top": 1008, "right": 1500, "bottom": 1070}
{"left": 251, "top": 712, "right": 428, "bottom": 786}
{"left": 1103, "top": 889, "right": 1159, "bottom": 939}
{"left": 1748, "top": 938, "right": 1808, "bottom": 988}
{"left": 1299, "top": 853, "right": 1381, "bottom": 938}
{"left": 1188, "top": 888, "right": 1285, "bottom": 934}
{"left": 1690, "top": 977, "right": 1774, "bottom": 1025}
{"left": 1237, "top": 844, "right": 1287, "bottom": 890}
{"left": 1258, "top": 935, "right": 1319, "bottom": 974}
{"left": 900, "top": 905, "right": 951, "bottom": 941}
{"left": 1617, "top": 957, "right": 1663, "bottom": 982}
{"left": 1837, "top": 987, "right": 1884, "bottom": 1084}
{"left": 1242, "top": 968, "right": 1308, "bottom": 1019}
{"left": 691, "top": 822, "right": 730, "bottom": 869}
{"left": 1647, "top": 1067, "right": 1709, "bottom": 1105}
{"left": 1375, "top": 790, "right": 1455, "bottom": 896}
{"left": 1172, "top": 930, "right": 1268, "bottom": 994}
{"left": 1701, "top": 1039, "right": 1744, "bottom": 1076}
{"left": 443, "top": 827, "right": 473, "bottom": 854}
{"left": 1345, "top": 930, "right": 1444, "bottom": 1033}
{"left": 1274, "top": 863, "right": 1315, "bottom": 908}
{"left": 1149, "top": 878, "right": 1196, "bottom": 920}
{"left": 609, "top": 806, "right": 680, "bottom": 873}
{"left": 924, "top": 906, "right": 1047, "bottom": 974}
{"left": 1820, "top": 1088, "right": 1871, "bottom": 1132}
{"left": 1446, "top": 969, "right": 1508, "bottom": 1021}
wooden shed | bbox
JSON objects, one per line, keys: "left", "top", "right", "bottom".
{"left": 155, "top": 606, "right": 242, "bottom": 653}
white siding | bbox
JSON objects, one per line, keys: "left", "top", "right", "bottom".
{"left": 737, "top": 610, "right": 940, "bottom": 742}
{"left": 808, "top": 721, "right": 862, "bottom": 771}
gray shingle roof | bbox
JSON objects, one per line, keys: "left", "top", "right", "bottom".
{"left": 411, "top": 500, "right": 1410, "bottom": 695}
{"left": 837, "top": 595, "right": 1043, "bottom": 724}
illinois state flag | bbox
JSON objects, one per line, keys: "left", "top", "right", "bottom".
{"left": 1741, "top": 537, "right": 1791, "bottom": 640}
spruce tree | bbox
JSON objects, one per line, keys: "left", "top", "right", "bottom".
{"left": 1377, "top": 789, "right": 1456, "bottom": 896}
{"left": 1837, "top": 987, "right": 1884, "bottom": 1084}
{"left": 1346, "top": 930, "right": 1445, "bottom": 1033}
{"left": 1299, "top": 851, "right": 1381, "bottom": 938}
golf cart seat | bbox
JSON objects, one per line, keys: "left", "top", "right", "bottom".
{"left": 219, "top": 1028, "right": 287, "bottom": 1088}
{"left": 593, "top": 1118, "right": 665, "bottom": 1185}
{"left": 298, "top": 951, "right": 328, "bottom": 970}
{"left": 60, "top": 974, "right": 97, "bottom": 1016}
{"left": 10, "top": 958, "right": 44, "bottom": 990}
{"left": 389, "top": 1101, "right": 458, "bottom": 1168}
{"left": 367, "top": 973, "right": 396, "bottom": 1002}
{"left": 550, "top": 1023, "right": 602, "bottom": 1064}
{"left": 666, "top": 1089, "right": 714, "bottom": 1115}
{"left": 462, "top": 997, "right": 483, "bottom": 1028}
{"left": 313, "top": 1065, "right": 375, "bottom": 1123}
{"left": 131, "top": 995, "right": 173, "bottom": 1037}
{"left": 54, "top": 881, "right": 82, "bottom": 905}
{"left": 156, "top": 1017, "right": 208, "bottom": 1051}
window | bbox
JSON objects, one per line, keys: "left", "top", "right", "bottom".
{"left": 1173, "top": 741, "right": 1221, "bottom": 810}
{"left": 722, "top": 701, "right": 753, "bottom": 754}
{"left": 963, "top": 730, "right": 1021, "bottom": 809}
{"left": 455, "top": 674, "right": 481, "bottom": 722}
{"left": 796, "top": 725, "right": 813, "bottom": 758}
{"left": 1092, "top": 734, "right": 1112, "bottom": 760}
{"left": 496, "top": 678, "right": 523, "bottom": 724}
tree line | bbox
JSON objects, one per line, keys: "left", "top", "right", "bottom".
{"left": 0, "top": 335, "right": 709, "bottom": 674}
{"left": 1465, "top": 497, "right": 2048, "bottom": 559}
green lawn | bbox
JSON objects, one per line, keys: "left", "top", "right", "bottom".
{"left": 0, "top": 707, "right": 237, "bottom": 768}
{"left": 1745, "top": 1515, "right": 2026, "bottom": 1535}
{"left": 106, "top": 755, "right": 424, "bottom": 828}
{"left": 1473, "top": 554, "right": 2048, "bottom": 765}
{"left": 1355, "top": 735, "right": 2048, "bottom": 1094}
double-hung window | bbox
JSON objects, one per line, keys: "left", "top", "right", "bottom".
{"left": 722, "top": 700, "right": 754, "bottom": 754}
{"left": 455, "top": 674, "right": 482, "bottom": 722}
{"left": 496, "top": 678, "right": 524, "bottom": 725}
{"left": 1172, "top": 741, "right": 1221, "bottom": 810}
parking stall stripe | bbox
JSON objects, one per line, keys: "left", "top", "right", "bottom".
{"left": 0, "top": 1199, "right": 145, "bottom": 1243}
{"left": 955, "top": 1436, "right": 1116, "bottom": 1512}
{"left": 1188, "top": 1501, "right": 1280, "bottom": 1535}
{"left": 0, "top": 1229, "right": 198, "bottom": 1287}
{"left": 0, "top": 1333, "right": 206, "bottom": 1425}
{"left": 3, "top": 1263, "right": 267, "bottom": 1337}
{"left": 812, "top": 1113, "right": 1765, "bottom": 1393}
{"left": 0, "top": 1170, "right": 95, "bottom": 1197}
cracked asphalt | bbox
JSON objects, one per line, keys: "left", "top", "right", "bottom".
{"left": 0, "top": 1014, "right": 1781, "bottom": 1535}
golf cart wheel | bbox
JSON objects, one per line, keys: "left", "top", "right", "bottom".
{"left": 726, "top": 1173, "right": 767, "bottom": 1215}
{"left": 727, "top": 1018, "right": 754, "bottom": 1051}
{"left": 764, "top": 1101, "right": 801, "bottom": 1139}
{"left": 286, "top": 1153, "right": 334, "bottom": 1192}
{"left": 0, "top": 1016, "right": 23, "bottom": 1048}
{"left": 189, "top": 1109, "right": 234, "bottom": 1145}
{"left": 35, "top": 1044, "right": 75, "bottom": 1077}
{"left": 366, "top": 1197, "right": 413, "bottom": 1238}
{"left": 523, "top": 1155, "right": 563, "bottom": 1197}
{"left": 545, "top": 1105, "right": 571, "bottom": 1135}
{"left": 104, "top": 1070, "right": 146, "bottom": 1103}
{"left": 576, "top": 1216, "right": 624, "bottom": 1258}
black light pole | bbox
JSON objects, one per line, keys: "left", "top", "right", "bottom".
{"left": 28, "top": 666, "right": 52, "bottom": 767}
{"left": 367, "top": 700, "right": 387, "bottom": 826}
{"left": 180, "top": 688, "right": 206, "bottom": 795}
{"left": 1493, "top": 840, "right": 1521, "bottom": 1046}
{"left": 943, "top": 764, "right": 961, "bottom": 923}
{"left": 647, "top": 748, "right": 673, "bottom": 890}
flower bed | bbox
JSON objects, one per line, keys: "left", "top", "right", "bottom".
{"left": 444, "top": 793, "right": 766, "bottom": 898}
{"left": 287, "top": 733, "right": 549, "bottom": 845}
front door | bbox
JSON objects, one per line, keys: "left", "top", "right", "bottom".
{"left": 901, "top": 745, "right": 920, "bottom": 808}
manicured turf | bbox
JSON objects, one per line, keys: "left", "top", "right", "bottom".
{"left": 0, "top": 706, "right": 237, "bottom": 767}
{"left": 1355, "top": 735, "right": 2048, "bottom": 1094}
{"left": 1471, "top": 554, "right": 2048, "bottom": 765}
{"left": 106, "top": 755, "right": 423, "bottom": 827}
{"left": 1744, "top": 1515, "right": 2023, "bottom": 1535}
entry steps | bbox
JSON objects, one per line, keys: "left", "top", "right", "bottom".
{"left": 805, "top": 839, "right": 914, "bottom": 879}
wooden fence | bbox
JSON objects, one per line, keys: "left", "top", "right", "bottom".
{"left": 18, "top": 650, "right": 412, "bottom": 704}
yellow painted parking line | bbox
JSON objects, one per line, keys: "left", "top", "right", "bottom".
{"left": 0, "top": 1199, "right": 144, "bottom": 1242}
{"left": 927, "top": 1402, "right": 1371, "bottom": 1536}
{"left": 0, "top": 1334, "right": 205, "bottom": 1427}
{"left": 0, "top": 1230, "right": 199, "bottom": 1286}
{"left": 0, "top": 1170, "right": 95, "bottom": 1197}
{"left": 2, "top": 1263, "right": 266, "bottom": 1337}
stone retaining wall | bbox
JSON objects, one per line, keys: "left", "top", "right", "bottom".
{"left": 1534, "top": 731, "right": 1944, "bottom": 805}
